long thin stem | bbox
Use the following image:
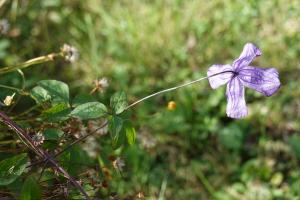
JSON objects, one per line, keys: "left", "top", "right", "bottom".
{"left": 124, "top": 70, "right": 233, "bottom": 111}
{"left": 124, "top": 76, "right": 208, "bottom": 111}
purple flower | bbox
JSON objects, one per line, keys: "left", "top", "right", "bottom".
{"left": 207, "top": 43, "right": 280, "bottom": 119}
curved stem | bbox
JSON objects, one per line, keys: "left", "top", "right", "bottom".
{"left": 0, "top": 84, "right": 22, "bottom": 92}
{"left": 124, "top": 70, "right": 233, "bottom": 111}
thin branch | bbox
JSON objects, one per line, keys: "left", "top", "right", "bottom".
{"left": 0, "top": 111, "right": 90, "bottom": 200}
{"left": 28, "top": 121, "right": 108, "bottom": 168}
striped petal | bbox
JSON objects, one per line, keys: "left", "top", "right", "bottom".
{"left": 207, "top": 64, "right": 233, "bottom": 89}
{"left": 233, "top": 43, "right": 262, "bottom": 71}
{"left": 238, "top": 66, "right": 281, "bottom": 96}
{"left": 226, "top": 77, "right": 247, "bottom": 118}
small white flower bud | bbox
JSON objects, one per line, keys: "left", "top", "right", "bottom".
{"left": 3, "top": 93, "right": 15, "bottom": 106}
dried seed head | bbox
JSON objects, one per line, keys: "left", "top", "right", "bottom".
{"left": 112, "top": 157, "right": 125, "bottom": 172}
{"left": 3, "top": 93, "right": 16, "bottom": 106}
{"left": 61, "top": 44, "right": 79, "bottom": 62}
{"left": 0, "top": 19, "right": 10, "bottom": 35}
{"left": 91, "top": 78, "right": 109, "bottom": 94}
{"left": 32, "top": 132, "right": 45, "bottom": 146}
{"left": 63, "top": 118, "right": 87, "bottom": 138}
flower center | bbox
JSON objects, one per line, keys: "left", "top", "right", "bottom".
{"left": 232, "top": 71, "right": 239, "bottom": 78}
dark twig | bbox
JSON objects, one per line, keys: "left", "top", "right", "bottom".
{"left": 28, "top": 121, "right": 108, "bottom": 168}
{"left": 0, "top": 111, "right": 91, "bottom": 200}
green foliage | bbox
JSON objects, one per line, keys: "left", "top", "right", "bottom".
{"left": 125, "top": 122, "right": 136, "bottom": 145}
{"left": 288, "top": 135, "right": 300, "bottom": 160}
{"left": 72, "top": 94, "right": 96, "bottom": 107}
{"left": 109, "top": 116, "right": 123, "bottom": 146}
{"left": 43, "top": 128, "right": 64, "bottom": 140}
{"left": 41, "top": 103, "right": 71, "bottom": 122}
{"left": 110, "top": 91, "right": 127, "bottom": 114}
{"left": 0, "top": 154, "right": 28, "bottom": 186}
{"left": 0, "top": 39, "right": 10, "bottom": 59}
{"left": 70, "top": 102, "right": 107, "bottom": 120}
{"left": 21, "top": 176, "right": 41, "bottom": 200}
{"left": 31, "top": 86, "right": 51, "bottom": 103}
{"left": 218, "top": 124, "right": 244, "bottom": 150}
{"left": 0, "top": 0, "right": 300, "bottom": 199}
{"left": 37, "top": 80, "right": 69, "bottom": 104}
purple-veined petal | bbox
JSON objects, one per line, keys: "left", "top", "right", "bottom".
{"left": 233, "top": 43, "right": 262, "bottom": 71}
{"left": 238, "top": 66, "right": 281, "bottom": 96}
{"left": 226, "top": 77, "right": 248, "bottom": 118}
{"left": 207, "top": 64, "right": 233, "bottom": 89}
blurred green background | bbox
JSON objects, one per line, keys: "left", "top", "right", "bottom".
{"left": 1, "top": 0, "right": 300, "bottom": 199}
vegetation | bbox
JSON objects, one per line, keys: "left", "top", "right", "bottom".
{"left": 0, "top": 0, "right": 300, "bottom": 199}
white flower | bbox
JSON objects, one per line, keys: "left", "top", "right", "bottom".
{"left": 32, "top": 132, "right": 45, "bottom": 146}
{"left": 61, "top": 44, "right": 79, "bottom": 62}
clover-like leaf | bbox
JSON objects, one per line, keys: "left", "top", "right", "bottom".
{"left": 42, "top": 103, "right": 71, "bottom": 122}
{"left": 110, "top": 91, "right": 127, "bottom": 114}
{"left": 30, "top": 86, "right": 51, "bottom": 103}
{"left": 109, "top": 116, "right": 123, "bottom": 141}
{"left": 37, "top": 80, "right": 69, "bottom": 104}
{"left": 0, "top": 153, "right": 28, "bottom": 185}
{"left": 70, "top": 102, "right": 107, "bottom": 120}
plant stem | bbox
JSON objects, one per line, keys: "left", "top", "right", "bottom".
{"left": 0, "top": 84, "right": 22, "bottom": 92}
{"left": 0, "top": 53, "right": 62, "bottom": 75}
{"left": 28, "top": 121, "right": 108, "bottom": 168}
{"left": 124, "top": 70, "right": 233, "bottom": 111}
{"left": 0, "top": 111, "right": 91, "bottom": 200}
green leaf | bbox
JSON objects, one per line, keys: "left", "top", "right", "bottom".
{"left": 110, "top": 91, "right": 127, "bottom": 114}
{"left": 21, "top": 176, "right": 41, "bottom": 200}
{"left": 109, "top": 116, "right": 123, "bottom": 141}
{"left": 0, "top": 153, "right": 28, "bottom": 185}
{"left": 30, "top": 86, "right": 51, "bottom": 103}
{"left": 42, "top": 103, "right": 71, "bottom": 122}
{"left": 43, "top": 128, "right": 64, "bottom": 140}
{"left": 125, "top": 123, "right": 136, "bottom": 145}
{"left": 70, "top": 102, "right": 107, "bottom": 120}
{"left": 72, "top": 94, "right": 96, "bottom": 107}
{"left": 37, "top": 80, "right": 69, "bottom": 104}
